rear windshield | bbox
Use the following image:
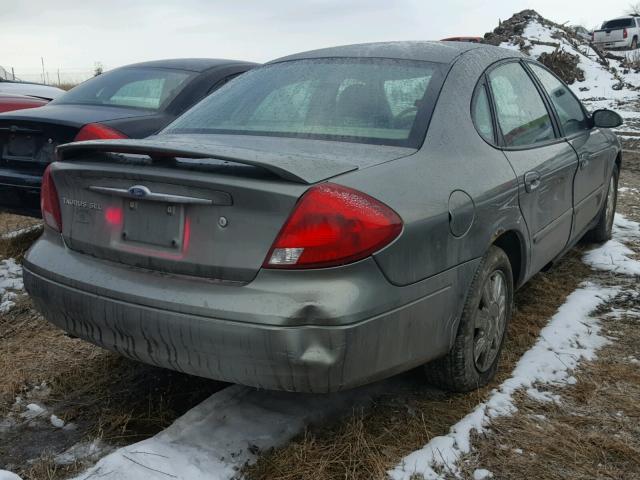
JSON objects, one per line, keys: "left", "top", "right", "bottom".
{"left": 164, "top": 58, "right": 443, "bottom": 147}
{"left": 602, "top": 18, "right": 634, "bottom": 29}
{"left": 52, "top": 67, "right": 194, "bottom": 111}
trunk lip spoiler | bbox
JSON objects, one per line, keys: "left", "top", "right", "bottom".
{"left": 56, "top": 138, "right": 359, "bottom": 184}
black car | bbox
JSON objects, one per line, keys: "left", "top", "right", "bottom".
{"left": 0, "top": 58, "right": 256, "bottom": 217}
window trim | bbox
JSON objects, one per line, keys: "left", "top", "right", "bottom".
{"left": 521, "top": 60, "right": 593, "bottom": 140}
{"left": 483, "top": 59, "right": 566, "bottom": 151}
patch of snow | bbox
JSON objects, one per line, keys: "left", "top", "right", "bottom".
{"left": 526, "top": 388, "right": 560, "bottom": 403}
{"left": 473, "top": 469, "right": 494, "bottom": 480}
{"left": 50, "top": 414, "right": 65, "bottom": 428}
{"left": 584, "top": 214, "right": 640, "bottom": 276}
{"left": 20, "top": 403, "right": 45, "bottom": 420}
{"left": 0, "top": 258, "right": 23, "bottom": 314}
{"left": 0, "top": 224, "right": 41, "bottom": 240}
{"left": 389, "top": 283, "right": 619, "bottom": 480}
{"left": 0, "top": 471, "right": 22, "bottom": 480}
{"left": 71, "top": 380, "right": 393, "bottom": 480}
{"left": 513, "top": 448, "right": 523, "bottom": 454}
{"left": 56, "top": 439, "right": 109, "bottom": 466}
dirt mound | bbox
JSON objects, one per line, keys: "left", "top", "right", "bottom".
{"left": 537, "top": 50, "right": 585, "bottom": 84}
{"left": 483, "top": 10, "right": 587, "bottom": 84}
{"left": 483, "top": 9, "right": 540, "bottom": 47}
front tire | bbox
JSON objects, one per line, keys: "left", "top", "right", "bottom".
{"left": 424, "top": 246, "right": 513, "bottom": 392}
{"left": 585, "top": 164, "right": 619, "bottom": 243}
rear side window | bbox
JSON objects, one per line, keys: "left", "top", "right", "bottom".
{"left": 528, "top": 63, "right": 589, "bottom": 136}
{"left": 602, "top": 18, "right": 634, "bottom": 29}
{"left": 472, "top": 84, "right": 495, "bottom": 143}
{"left": 488, "top": 62, "right": 555, "bottom": 148}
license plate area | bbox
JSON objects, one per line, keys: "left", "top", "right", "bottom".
{"left": 123, "top": 200, "right": 184, "bottom": 249}
{"left": 3, "top": 134, "right": 37, "bottom": 161}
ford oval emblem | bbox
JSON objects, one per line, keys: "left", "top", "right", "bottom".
{"left": 128, "top": 185, "right": 151, "bottom": 197}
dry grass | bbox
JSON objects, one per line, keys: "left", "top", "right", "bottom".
{"left": 244, "top": 250, "right": 592, "bottom": 480}
{"left": 0, "top": 226, "right": 43, "bottom": 261}
{"left": 14, "top": 454, "right": 85, "bottom": 480}
{"left": 0, "top": 213, "right": 41, "bottom": 236}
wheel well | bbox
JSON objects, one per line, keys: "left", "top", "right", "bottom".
{"left": 616, "top": 151, "right": 622, "bottom": 170}
{"left": 493, "top": 231, "right": 523, "bottom": 288}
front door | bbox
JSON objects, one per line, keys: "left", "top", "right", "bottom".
{"left": 526, "top": 63, "right": 616, "bottom": 240}
{"left": 487, "top": 61, "right": 578, "bottom": 275}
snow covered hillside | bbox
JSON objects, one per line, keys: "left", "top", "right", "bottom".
{"left": 491, "top": 10, "right": 640, "bottom": 130}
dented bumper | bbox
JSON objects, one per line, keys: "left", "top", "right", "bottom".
{"left": 23, "top": 229, "right": 478, "bottom": 392}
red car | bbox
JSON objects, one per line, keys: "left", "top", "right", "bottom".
{"left": 0, "top": 94, "right": 49, "bottom": 113}
{"left": 441, "top": 36, "right": 483, "bottom": 43}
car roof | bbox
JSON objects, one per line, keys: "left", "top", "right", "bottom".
{"left": 0, "top": 82, "right": 65, "bottom": 100}
{"left": 0, "top": 93, "right": 46, "bottom": 100}
{"left": 268, "top": 41, "right": 518, "bottom": 65}
{"left": 118, "top": 58, "right": 258, "bottom": 73}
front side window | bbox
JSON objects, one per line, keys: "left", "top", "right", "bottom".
{"left": 53, "top": 67, "right": 194, "bottom": 111}
{"left": 164, "top": 58, "right": 442, "bottom": 147}
{"left": 488, "top": 62, "right": 555, "bottom": 147}
{"left": 528, "top": 63, "right": 589, "bottom": 136}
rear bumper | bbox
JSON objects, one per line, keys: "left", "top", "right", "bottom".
{"left": 0, "top": 168, "right": 43, "bottom": 217}
{"left": 24, "top": 230, "right": 479, "bottom": 392}
{"left": 593, "top": 39, "right": 630, "bottom": 49}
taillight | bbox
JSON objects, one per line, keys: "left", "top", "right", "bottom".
{"left": 624, "top": 28, "right": 628, "bottom": 39}
{"left": 264, "top": 183, "right": 402, "bottom": 269}
{"left": 41, "top": 164, "right": 62, "bottom": 232}
{"left": 74, "top": 123, "right": 128, "bottom": 142}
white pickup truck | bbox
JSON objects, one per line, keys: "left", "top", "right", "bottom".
{"left": 593, "top": 16, "right": 640, "bottom": 49}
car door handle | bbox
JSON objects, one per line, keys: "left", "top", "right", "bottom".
{"left": 524, "top": 171, "right": 541, "bottom": 193}
{"left": 579, "top": 153, "right": 592, "bottom": 170}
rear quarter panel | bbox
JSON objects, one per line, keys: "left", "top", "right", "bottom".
{"left": 336, "top": 49, "right": 528, "bottom": 287}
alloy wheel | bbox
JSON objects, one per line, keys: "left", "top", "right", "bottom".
{"left": 473, "top": 270, "right": 508, "bottom": 373}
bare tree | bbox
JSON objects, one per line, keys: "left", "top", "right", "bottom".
{"left": 93, "top": 61, "right": 104, "bottom": 77}
{"left": 628, "top": 2, "right": 640, "bottom": 15}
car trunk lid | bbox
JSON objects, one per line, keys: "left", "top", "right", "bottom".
{"left": 0, "top": 105, "right": 152, "bottom": 170}
{"left": 52, "top": 136, "right": 412, "bottom": 282}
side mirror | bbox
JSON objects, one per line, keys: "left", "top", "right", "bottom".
{"left": 592, "top": 109, "right": 623, "bottom": 128}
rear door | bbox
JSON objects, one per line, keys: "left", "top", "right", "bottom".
{"left": 526, "top": 62, "right": 616, "bottom": 240}
{"left": 487, "top": 61, "right": 579, "bottom": 275}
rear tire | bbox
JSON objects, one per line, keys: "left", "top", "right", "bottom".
{"left": 424, "top": 246, "right": 513, "bottom": 392}
{"left": 632, "top": 37, "right": 638, "bottom": 50}
{"left": 585, "top": 164, "right": 619, "bottom": 243}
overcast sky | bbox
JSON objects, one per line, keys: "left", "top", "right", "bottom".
{"left": 1, "top": 0, "right": 636, "bottom": 78}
